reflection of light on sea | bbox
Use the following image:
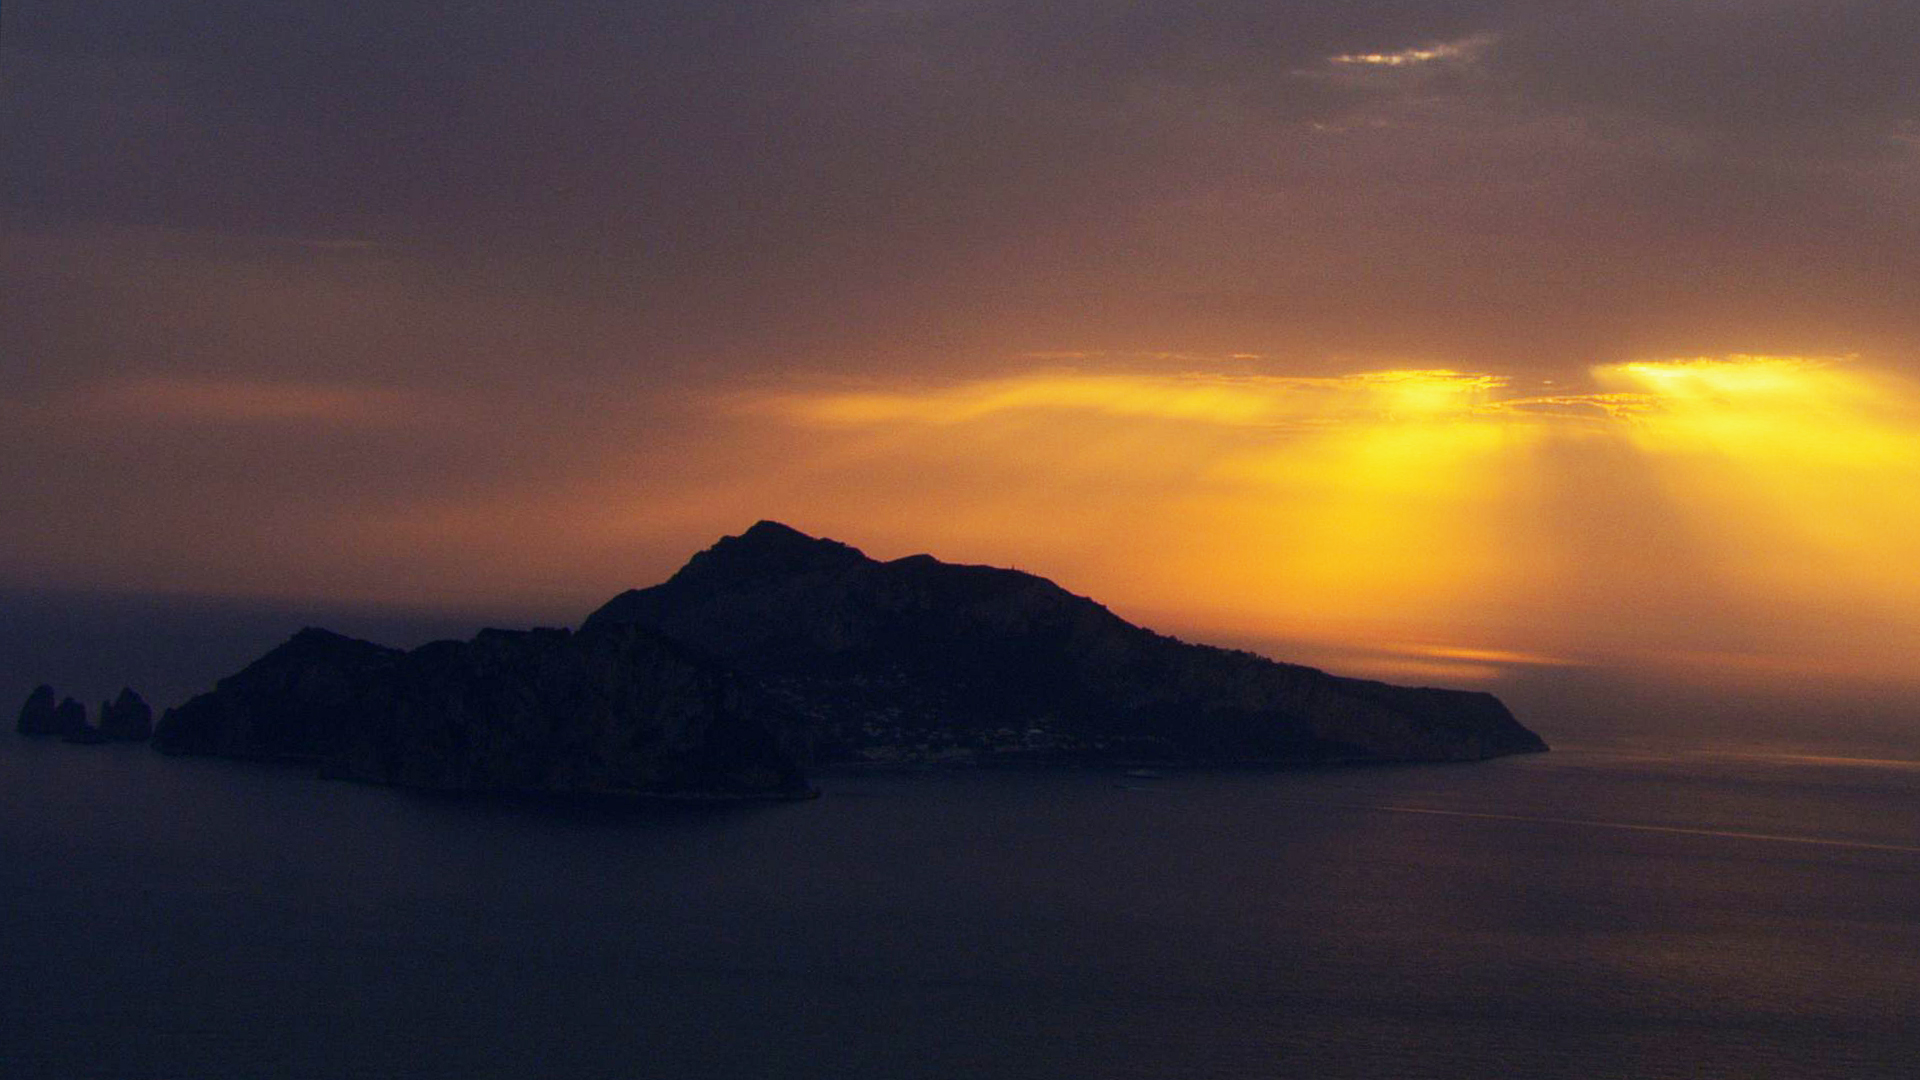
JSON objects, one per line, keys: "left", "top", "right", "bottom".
{"left": 1292, "top": 800, "right": 1920, "bottom": 856}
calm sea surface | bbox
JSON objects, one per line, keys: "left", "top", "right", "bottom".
{"left": 5, "top": 736, "right": 1919, "bottom": 1079}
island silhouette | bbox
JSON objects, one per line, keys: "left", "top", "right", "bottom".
{"left": 31, "top": 522, "right": 1545, "bottom": 798}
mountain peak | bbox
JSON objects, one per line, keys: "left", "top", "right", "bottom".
{"left": 581, "top": 522, "right": 1547, "bottom": 765}
{"left": 669, "top": 521, "right": 870, "bottom": 586}
{"left": 738, "top": 519, "right": 824, "bottom": 546}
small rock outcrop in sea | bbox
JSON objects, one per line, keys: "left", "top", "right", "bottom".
{"left": 586, "top": 521, "right": 1550, "bottom": 766}
{"left": 16, "top": 684, "right": 60, "bottom": 736}
{"left": 155, "top": 625, "right": 809, "bottom": 800}
{"left": 98, "top": 688, "right": 155, "bottom": 741}
{"left": 20, "top": 684, "right": 156, "bottom": 743}
{"left": 54, "top": 697, "right": 106, "bottom": 743}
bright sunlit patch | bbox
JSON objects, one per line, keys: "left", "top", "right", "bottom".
{"left": 736, "top": 354, "right": 1920, "bottom": 687}
{"left": 1185, "top": 403, "right": 1523, "bottom": 632}
{"left": 1330, "top": 657, "right": 1505, "bottom": 684}
{"left": 752, "top": 367, "right": 1534, "bottom": 657}
{"left": 1327, "top": 33, "right": 1494, "bottom": 68}
{"left": 1395, "top": 644, "right": 1580, "bottom": 667}
{"left": 1595, "top": 355, "right": 1920, "bottom": 628}
{"left": 1300, "top": 642, "right": 1587, "bottom": 685}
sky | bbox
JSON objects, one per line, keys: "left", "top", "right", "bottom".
{"left": 7, "top": 2, "right": 1920, "bottom": 719}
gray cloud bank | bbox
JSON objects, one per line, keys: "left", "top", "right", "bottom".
{"left": 9, "top": 2, "right": 1918, "bottom": 362}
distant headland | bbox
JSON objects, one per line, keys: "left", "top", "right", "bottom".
{"left": 19, "top": 521, "right": 1546, "bottom": 798}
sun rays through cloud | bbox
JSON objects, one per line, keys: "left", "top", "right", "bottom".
{"left": 742, "top": 355, "right": 1920, "bottom": 685}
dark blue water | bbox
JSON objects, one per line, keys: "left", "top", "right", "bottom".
{"left": 5, "top": 737, "right": 1918, "bottom": 1079}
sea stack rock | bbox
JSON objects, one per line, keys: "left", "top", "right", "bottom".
{"left": 98, "top": 688, "right": 155, "bottom": 741}
{"left": 16, "top": 684, "right": 59, "bottom": 736}
{"left": 586, "top": 521, "right": 1550, "bottom": 766}
{"left": 54, "top": 697, "right": 106, "bottom": 743}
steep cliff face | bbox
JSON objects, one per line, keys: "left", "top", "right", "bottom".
{"left": 587, "top": 521, "right": 1548, "bottom": 764}
{"left": 154, "top": 624, "right": 808, "bottom": 799}
{"left": 153, "top": 628, "right": 400, "bottom": 760}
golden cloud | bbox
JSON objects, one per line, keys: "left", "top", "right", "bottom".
{"left": 1327, "top": 34, "right": 1496, "bottom": 69}
{"left": 759, "top": 368, "right": 1509, "bottom": 428}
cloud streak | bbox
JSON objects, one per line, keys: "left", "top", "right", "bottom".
{"left": 1326, "top": 33, "right": 1496, "bottom": 69}
{"left": 759, "top": 369, "right": 1508, "bottom": 428}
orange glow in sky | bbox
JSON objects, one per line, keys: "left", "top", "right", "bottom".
{"left": 9, "top": 1, "right": 1920, "bottom": 729}
{"left": 725, "top": 355, "right": 1920, "bottom": 685}
{"left": 18, "top": 353, "right": 1920, "bottom": 693}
